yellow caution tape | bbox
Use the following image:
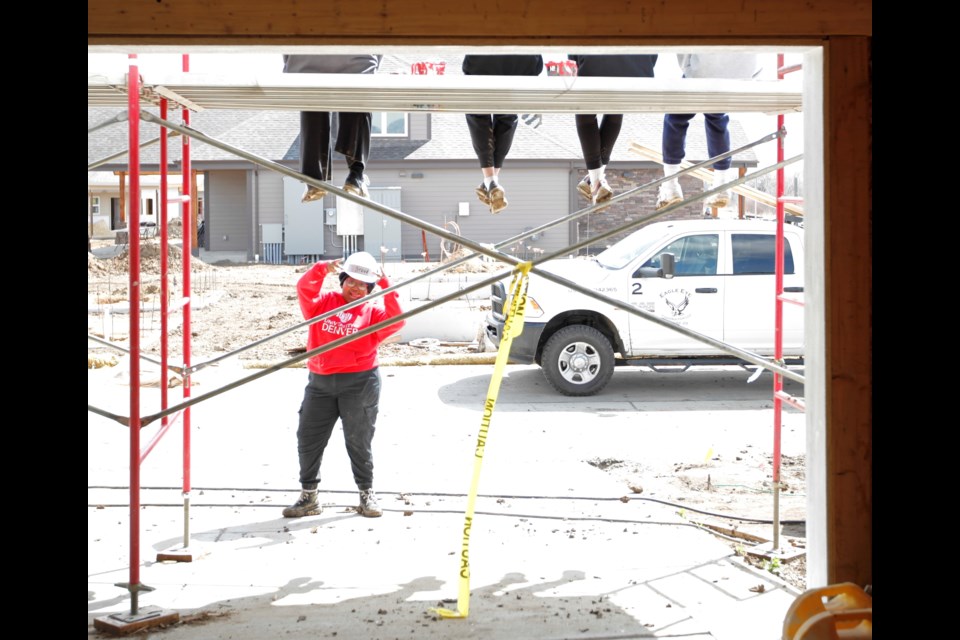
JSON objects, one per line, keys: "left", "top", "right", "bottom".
{"left": 432, "top": 262, "right": 532, "bottom": 619}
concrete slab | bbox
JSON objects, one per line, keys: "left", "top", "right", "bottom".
{"left": 88, "top": 363, "right": 804, "bottom": 639}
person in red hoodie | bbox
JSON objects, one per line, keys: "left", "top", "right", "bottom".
{"left": 283, "top": 251, "right": 405, "bottom": 519}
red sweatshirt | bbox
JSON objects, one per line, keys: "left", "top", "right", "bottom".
{"left": 297, "top": 262, "right": 405, "bottom": 375}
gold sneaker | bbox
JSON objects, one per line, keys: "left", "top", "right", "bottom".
{"left": 488, "top": 181, "right": 508, "bottom": 214}
{"left": 301, "top": 185, "right": 327, "bottom": 203}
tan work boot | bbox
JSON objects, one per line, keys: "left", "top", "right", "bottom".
{"left": 282, "top": 490, "right": 321, "bottom": 518}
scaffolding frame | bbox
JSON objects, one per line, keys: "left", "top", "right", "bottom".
{"left": 770, "top": 54, "right": 807, "bottom": 552}
{"left": 88, "top": 54, "right": 805, "bottom": 628}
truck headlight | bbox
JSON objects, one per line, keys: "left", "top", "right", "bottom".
{"left": 522, "top": 296, "right": 545, "bottom": 319}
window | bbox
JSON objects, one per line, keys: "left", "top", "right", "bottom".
{"left": 642, "top": 234, "right": 719, "bottom": 276}
{"left": 732, "top": 234, "right": 795, "bottom": 275}
{"left": 371, "top": 112, "right": 407, "bottom": 136}
{"left": 91, "top": 196, "right": 100, "bottom": 215}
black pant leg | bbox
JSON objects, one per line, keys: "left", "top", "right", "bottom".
{"left": 296, "top": 372, "right": 340, "bottom": 489}
{"left": 574, "top": 114, "right": 602, "bottom": 170}
{"left": 491, "top": 114, "right": 519, "bottom": 168}
{"left": 597, "top": 114, "right": 624, "bottom": 166}
{"left": 465, "top": 114, "right": 495, "bottom": 168}
{"left": 336, "top": 369, "right": 382, "bottom": 490}
{"left": 335, "top": 112, "right": 373, "bottom": 174}
{"left": 300, "top": 112, "right": 332, "bottom": 180}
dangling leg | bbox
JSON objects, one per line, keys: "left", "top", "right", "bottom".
{"left": 590, "top": 114, "right": 623, "bottom": 203}
{"left": 299, "top": 111, "right": 332, "bottom": 203}
{"left": 337, "top": 111, "right": 373, "bottom": 198}
{"left": 486, "top": 114, "right": 518, "bottom": 214}
{"left": 704, "top": 113, "right": 734, "bottom": 208}
{"left": 657, "top": 113, "right": 695, "bottom": 210}
{"left": 466, "top": 114, "right": 496, "bottom": 206}
{"left": 574, "top": 114, "right": 602, "bottom": 202}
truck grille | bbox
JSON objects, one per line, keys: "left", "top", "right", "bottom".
{"left": 490, "top": 282, "right": 507, "bottom": 318}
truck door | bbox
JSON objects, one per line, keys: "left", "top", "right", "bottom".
{"left": 627, "top": 232, "right": 726, "bottom": 355}
{"left": 723, "top": 231, "right": 804, "bottom": 353}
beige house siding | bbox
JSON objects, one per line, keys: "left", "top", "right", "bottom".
{"left": 206, "top": 170, "right": 250, "bottom": 253}
{"left": 255, "top": 170, "right": 285, "bottom": 227}
{"left": 409, "top": 113, "right": 429, "bottom": 140}
{"left": 389, "top": 165, "right": 573, "bottom": 261}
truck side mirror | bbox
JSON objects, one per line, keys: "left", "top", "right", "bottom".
{"left": 660, "top": 252, "right": 675, "bottom": 279}
{"left": 636, "top": 252, "right": 676, "bottom": 279}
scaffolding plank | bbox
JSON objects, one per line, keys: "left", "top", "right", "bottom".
{"left": 88, "top": 71, "right": 802, "bottom": 115}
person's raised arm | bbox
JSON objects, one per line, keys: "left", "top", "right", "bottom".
{"left": 372, "top": 269, "right": 405, "bottom": 341}
{"left": 297, "top": 258, "right": 342, "bottom": 317}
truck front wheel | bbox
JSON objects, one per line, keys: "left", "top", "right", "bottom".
{"left": 540, "top": 325, "right": 615, "bottom": 396}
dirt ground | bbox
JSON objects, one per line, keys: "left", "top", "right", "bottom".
{"left": 87, "top": 238, "right": 808, "bottom": 591}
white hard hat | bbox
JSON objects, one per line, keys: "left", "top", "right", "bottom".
{"left": 341, "top": 251, "right": 380, "bottom": 283}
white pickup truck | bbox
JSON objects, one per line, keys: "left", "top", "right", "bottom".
{"left": 484, "top": 217, "right": 804, "bottom": 396}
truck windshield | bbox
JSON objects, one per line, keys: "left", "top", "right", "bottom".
{"left": 594, "top": 226, "right": 673, "bottom": 270}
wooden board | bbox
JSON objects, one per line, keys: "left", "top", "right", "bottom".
{"left": 629, "top": 141, "right": 805, "bottom": 217}
{"left": 93, "top": 607, "right": 179, "bottom": 635}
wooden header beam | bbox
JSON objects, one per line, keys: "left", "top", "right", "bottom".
{"left": 87, "top": 0, "right": 872, "bottom": 44}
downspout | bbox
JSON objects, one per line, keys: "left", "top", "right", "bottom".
{"left": 252, "top": 167, "right": 260, "bottom": 262}
{"left": 569, "top": 163, "right": 580, "bottom": 249}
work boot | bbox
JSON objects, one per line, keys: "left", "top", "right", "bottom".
{"left": 282, "top": 490, "right": 321, "bottom": 518}
{"left": 358, "top": 489, "right": 382, "bottom": 518}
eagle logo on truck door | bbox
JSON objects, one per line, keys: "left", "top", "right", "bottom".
{"left": 662, "top": 289, "right": 691, "bottom": 317}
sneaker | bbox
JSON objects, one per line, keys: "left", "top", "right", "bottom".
{"left": 577, "top": 176, "right": 592, "bottom": 201}
{"left": 475, "top": 182, "right": 491, "bottom": 206}
{"left": 705, "top": 169, "right": 735, "bottom": 208}
{"left": 592, "top": 177, "right": 614, "bottom": 203}
{"left": 343, "top": 172, "right": 370, "bottom": 198}
{"left": 301, "top": 185, "right": 327, "bottom": 203}
{"left": 656, "top": 179, "right": 683, "bottom": 210}
{"left": 282, "top": 490, "right": 321, "bottom": 518}
{"left": 358, "top": 489, "right": 382, "bottom": 518}
{"left": 488, "top": 180, "right": 508, "bottom": 214}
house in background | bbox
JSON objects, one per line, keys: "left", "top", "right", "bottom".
{"left": 87, "top": 54, "right": 763, "bottom": 263}
{"left": 87, "top": 170, "right": 204, "bottom": 238}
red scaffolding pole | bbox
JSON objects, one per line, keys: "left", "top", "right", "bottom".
{"left": 771, "top": 53, "right": 806, "bottom": 551}
{"left": 146, "top": 54, "right": 199, "bottom": 564}
{"left": 94, "top": 53, "right": 193, "bottom": 634}
{"left": 178, "top": 52, "right": 195, "bottom": 558}
{"left": 125, "top": 53, "right": 143, "bottom": 610}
